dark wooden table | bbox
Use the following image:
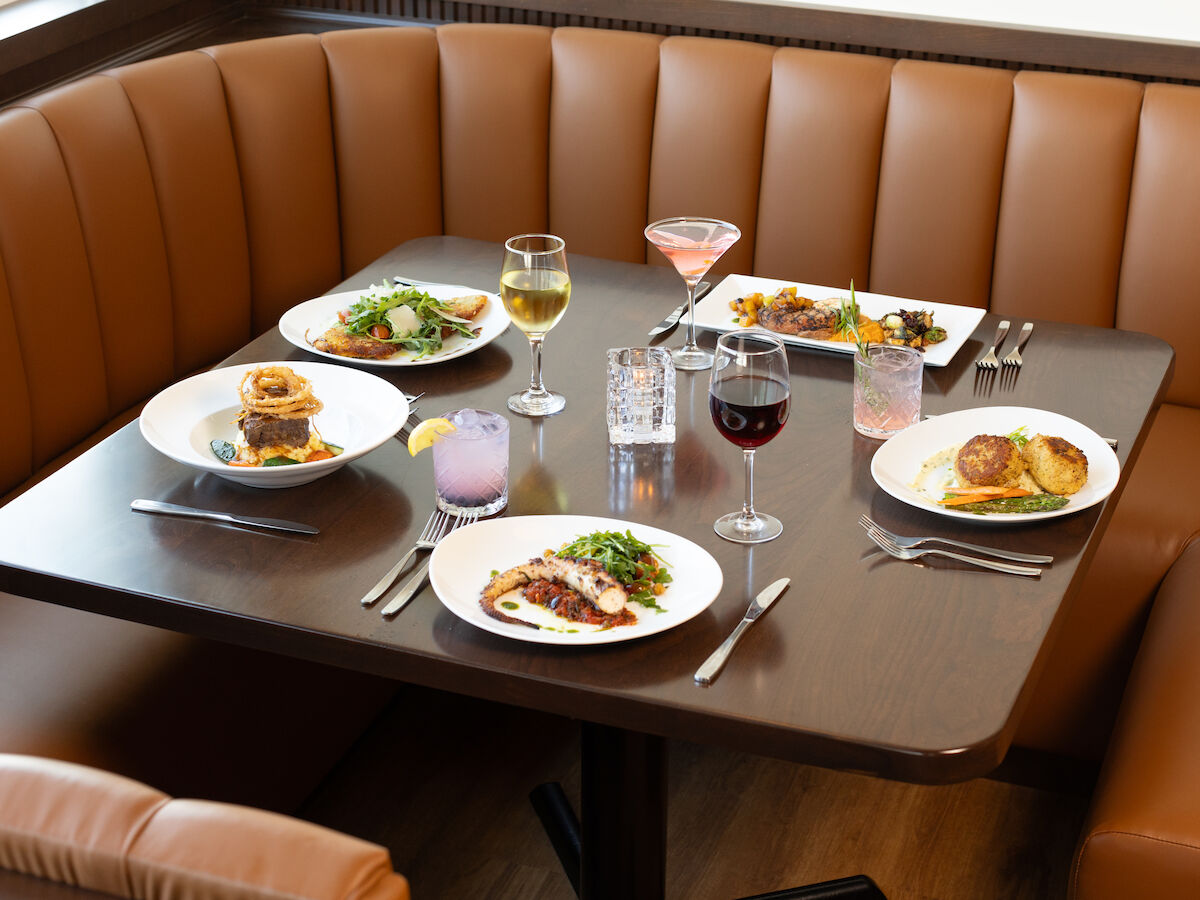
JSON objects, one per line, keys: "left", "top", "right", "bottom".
{"left": 0, "top": 237, "right": 1174, "bottom": 899}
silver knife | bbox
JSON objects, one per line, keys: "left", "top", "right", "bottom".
{"left": 648, "top": 281, "right": 712, "bottom": 336}
{"left": 390, "top": 274, "right": 489, "bottom": 294}
{"left": 694, "top": 577, "right": 790, "bottom": 685}
{"left": 380, "top": 558, "right": 431, "bottom": 617}
{"left": 131, "top": 499, "right": 319, "bottom": 535}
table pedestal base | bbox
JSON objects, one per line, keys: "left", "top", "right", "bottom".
{"left": 531, "top": 722, "right": 888, "bottom": 900}
{"left": 739, "top": 876, "right": 887, "bottom": 899}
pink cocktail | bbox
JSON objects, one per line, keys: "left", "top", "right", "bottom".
{"left": 645, "top": 217, "right": 741, "bottom": 371}
{"left": 852, "top": 345, "right": 923, "bottom": 439}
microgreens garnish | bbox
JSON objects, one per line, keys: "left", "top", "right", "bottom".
{"left": 556, "top": 530, "right": 672, "bottom": 611}
{"left": 1007, "top": 426, "right": 1031, "bottom": 448}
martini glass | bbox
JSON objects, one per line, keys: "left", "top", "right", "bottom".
{"left": 645, "top": 216, "right": 741, "bottom": 371}
{"left": 500, "top": 234, "right": 571, "bottom": 416}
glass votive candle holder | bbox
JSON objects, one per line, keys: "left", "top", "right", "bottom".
{"left": 606, "top": 347, "right": 676, "bottom": 445}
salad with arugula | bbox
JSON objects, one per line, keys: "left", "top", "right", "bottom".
{"left": 556, "top": 530, "right": 672, "bottom": 611}
{"left": 337, "top": 283, "right": 479, "bottom": 359}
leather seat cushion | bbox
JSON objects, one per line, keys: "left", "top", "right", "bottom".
{"left": 1071, "top": 541, "right": 1200, "bottom": 898}
{"left": 0, "top": 755, "right": 166, "bottom": 896}
{"left": 0, "top": 755, "right": 410, "bottom": 900}
{"left": 129, "top": 798, "right": 409, "bottom": 900}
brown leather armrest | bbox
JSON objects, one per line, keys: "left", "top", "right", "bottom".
{"left": 1072, "top": 541, "right": 1200, "bottom": 899}
{"left": 0, "top": 755, "right": 410, "bottom": 900}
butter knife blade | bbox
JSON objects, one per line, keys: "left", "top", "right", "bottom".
{"left": 131, "top": 499, "right": 319, "bottom": 535}
{"left": 694, "top": 577, "right": 790, "bottom": 686}
{"left": 648, "top": 280, "right": 712, "bottom": 336}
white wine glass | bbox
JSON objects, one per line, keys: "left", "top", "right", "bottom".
{"left": 645, "top": 216, "right": 741, "bottom": 371}
{"left": 709, "top": 330, "right": 791, "bottom": 543}
{"left": 500, "top": 234, "right": 571, "bottom": 416}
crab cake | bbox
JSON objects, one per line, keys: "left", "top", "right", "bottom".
{"left": 1022, "top": 434, "right": 1088, "bottom": 494}
{"left": 955, "top": 434, "right": 1026, "bottom": 487}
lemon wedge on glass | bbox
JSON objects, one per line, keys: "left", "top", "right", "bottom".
{"left": 407, "top": 418, "right": 456, "bottom": 456}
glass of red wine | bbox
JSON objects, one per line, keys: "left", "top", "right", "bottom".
{"left": 708, "top": 330, "right": 791, "bottom": 543}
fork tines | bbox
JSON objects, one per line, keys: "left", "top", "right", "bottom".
{"left": 377, "top": 508, "right": 479, "bottom": 618}
{"left": 359, "top": 508, "right": 448, "bottom": 606}
{"left": 862, "top": 521, "right": 900, "bottom": 553}
{"left": 975, "top": 319, "right": 1010, "bottom": 370}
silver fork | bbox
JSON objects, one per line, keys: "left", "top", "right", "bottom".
{"left": 359, "top": 509, "right": 450, "bottom": 606}
{"left": 858, "top": 514, "right": 1053, "bottom": 564}
{"left": 1002, "top": 322, "right": 1034, "bottom": 367}
{"left": 394, "top": 405, "right": 422, "bottom": 444}
{"left": 381, "top": 509, "right": 480, "bottom": 616}
{"left": 863, "top": 522, "right": 1042, "bottom": 576}
{"left": 976, "top": 319, "right": 1010, "bottom": 369}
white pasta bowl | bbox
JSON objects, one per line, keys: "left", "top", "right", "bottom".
{"left": 139, "top": 361, "right": 409, "bottom": 488}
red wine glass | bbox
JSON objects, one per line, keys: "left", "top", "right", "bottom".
{"left": 709, "top": 329, "right": 790, "bottom": 543}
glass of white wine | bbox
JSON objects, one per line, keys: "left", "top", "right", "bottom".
{"left": 500, "top": 234, "right": 572, "bottom": 416}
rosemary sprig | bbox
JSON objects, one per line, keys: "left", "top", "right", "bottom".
{"left": 843, "top": 279, "right": 871, "bottom": 358}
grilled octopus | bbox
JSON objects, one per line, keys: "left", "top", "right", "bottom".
{"left": 480, "top": 555, "right": 629, "bottom": 627}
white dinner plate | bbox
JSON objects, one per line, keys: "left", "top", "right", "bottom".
{"left": 428, "top": 515, "right": 723, "bottom": 645}
{"left": 870, "top": 406, "right": 1120, "bottom": 523}
{"left": 139, "top": 361, "right": 409, "bottom": 488}
{"left": 278, "top": 283, "right": 510, "bottom": 367}
{"left": 692, "top": 274, "right": 987, "bottom": 367}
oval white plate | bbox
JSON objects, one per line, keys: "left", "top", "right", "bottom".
{"left": 428, "top": 515, "right": 723, "bottom": 645}
{"left": 870, "top": 407, "right": 1120, "bottom": 523}
{"left": 139, "top": 361, "right": 409, "bottom": 488}
{"left": 279, "top": 284, "right": 510, "bottom": 367}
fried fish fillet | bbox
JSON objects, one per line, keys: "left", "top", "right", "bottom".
{"left": 442, "top": 294, "right": 488, "bottom": 321}
{"left": 309, "top": 326, "right": 397, "bottom": 359}
{"left": 481, "top": 555, "right": 629, "bottom": 623}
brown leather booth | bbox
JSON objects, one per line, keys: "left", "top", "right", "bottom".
{"left": 0, "top": 22, "right": 1198, "bottom": 896}
{"left": 1071, "top": 542, "right": 1200, "bottom": 899}
{"left": 0, "top": 754, "right": 410, "bottom": 899}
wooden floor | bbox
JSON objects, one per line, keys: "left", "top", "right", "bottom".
{"left": 299, "top": 687, "right": 1088, "bottom": 899}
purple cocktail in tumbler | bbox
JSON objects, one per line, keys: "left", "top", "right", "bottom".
{"left": 433, "top": 409, "right": 509, "bottom": 516}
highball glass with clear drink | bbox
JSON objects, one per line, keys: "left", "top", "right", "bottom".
{"left": 852, "top": 345, "right": 923, "bottom": 439}
{"left": 433, "top": 409, "right": 510, "bottom": 515}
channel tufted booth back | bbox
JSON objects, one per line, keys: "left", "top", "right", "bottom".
{"left": 1, "top": 22, "right": 1199, "bottom": 498}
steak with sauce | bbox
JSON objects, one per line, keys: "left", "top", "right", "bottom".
{"left": 758, "top": 302, "right": 841, "bottom": 339}
{"left": 241, "top": 413, "right": 310, "bottom": 449}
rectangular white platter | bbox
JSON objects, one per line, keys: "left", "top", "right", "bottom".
{"left": 691, "top": 274, "right": 987, "bottom": 368}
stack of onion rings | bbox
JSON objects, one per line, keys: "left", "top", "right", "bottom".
{"left": 238, "top": 366, "right": 323, "bottom": 419}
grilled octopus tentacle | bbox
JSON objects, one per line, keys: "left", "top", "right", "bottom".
{"left": 480, "top": 555, "right": 630, "bottom": 626}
